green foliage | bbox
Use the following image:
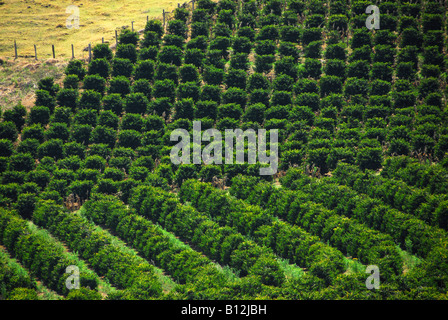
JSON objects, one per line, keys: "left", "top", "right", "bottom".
{"left": 63, "top": 74, "right": 79, "bottom": 90}
{"left": 325, "top": 43, "right": 346, "bottom": 61}
{"left": 16, "top": 193, "right": 36, "bottom": 219}
{"left": 177, "top": 82, "right": 200, "bottom": 102}
{"left": 0, "top": 139, "right": 13, "bottom": 157}
{"left": 98, "top": 110, "right": 119, "bottom": 130}
{"left": 9, "top": 152, "right": 35, "bottom": 172}
{"left": 203, "top": 65, "right": 225, "bottom": 85}
{"left": 174, "top": 164, "right": 198, "bottom": 187}
{"left": 153, "top": 79, "right": 176, "bottom": 103}
{"left": 27, "top": 106, "right": 50, "bottom": 126}
{"left": 179, "top": 64, "right": 199, "bottom": 84}
{"left": 356, "top": 147, "right": 383, "bottom": 170}
{"left": 141, "top": 31, "right": 162, "bottom": 48}
{"left": 88, "top": 58, "right": 111, "bottom": 79}
{"left": 108, "top": 76, "right": 131, "bottom": 97}
{"left": 119, "top": 28, "right": 139, "bottom": 46}
{"left": 6, "top": 288, "right": 39, "bottom": 300}
{"left": 83, "top": 74, "right": 106, "bottom": 95}
{"left": 174, "top": 98, "right": 195, "bottom": 120}
{"left": 168, "top": 19, "right": 188, "bottom": 38}
{"left": 124, "top": 93, "right": 149, "bottom": 115}
{"left": 74, "top": 108, "right": 97, "bottom": 126}
{"left": 90, "top": 125, "right": 116, "bottom": 148}
{"left": 102, "top": 93, "right": 124, "bottom": 116}
{"left": 65, "top": 59, "right": 86, "bottom": 80}
{"left": 144, "top": 19, "right": 163, "bottom": 38}
{"left": 158, "top": 45, "right": 183, "bottom": 66}
{"left": 34, "top": 90, "right": 56, "bottom": 113}
{"left": 163, "top": 35, "right": 186, "bottom": 50}
{"left": 92, "top": 43, "right": 113, "bottom": 61}
{"left": 138, "top": 46, "right": 159, "bottom": 61}
{"left": 275, "top": 56, "right": 299, "bottom": 80}
{"left": 116, "top": 43, "right": 138, "bottom": 63}
{"left": 184, "top": 48, "right": 205, "bottom": 68}
{"left": 78, "top": 90, "right": 102, "bottom": 111}
{"left": 132, "top": 79, "right": 152, "bottom": 101}
{"left": 2, "top": 1, "right": 448, "bottom": 300}
{"left": 38, "top": 139, "right": 63, "bottom": 160}
{"left": 118, "top": 129, "right": 142, "bottom": 149}
{"left": 56, "top": 89, "right": 78, "bottom": 111}
{"left": 319, "top": 75, "right": 342, "bottom": 97}
{"left": 224, "top": 68, "right": 247, "bottom": 89}
{"left": 31, "top": 200, "right": 161, "bottom": 298}
{"left": 150, "top": 97, "right": 172, "bottom": 117}
{"left": 222, "top": 87, "right": 247, "bottom": 109}
{"left": 111, "top": 58, "right": 134, "bottom": 78}
{"left": 3, "top": 104, "right": 27, "bottom": 130}
{"left": 66, "top": 287, "right": 102, "bottom": 300}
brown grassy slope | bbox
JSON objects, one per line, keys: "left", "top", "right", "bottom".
{"left": 0, "top": 0, "right": 183, "bottom": 110}
{"left": 0, "top": 0, "right": 178, "bottom": 59}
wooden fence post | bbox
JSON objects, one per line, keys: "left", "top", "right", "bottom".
{"left": 115, "top": 30, "right": 118, "bottom": 46}
{"left": 102, "top": 37, "right": 104, "bottom": 44}
{"left": 34, "top": 45, "right": 37, "bottom": 60}
{"left": 88, "top": 43, "right": 92, "bottom": 62}
{"left": 14, "top": 40, "right": 17, "bottom": 59}
{"left": 71, "top": 44, "right": 74, "bottom": 59}
{"left": 52, "top": 44, "right": 55, "bottom": 59}
{"left": 131, "top": 21, "right": 134, "bottom": 32}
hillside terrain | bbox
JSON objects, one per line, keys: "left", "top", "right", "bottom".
{"left": 0, "top": 0, "right": 448, "bottom": 301}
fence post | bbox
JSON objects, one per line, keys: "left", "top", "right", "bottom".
{"left": 71, "top": 44, "right": 74, "bottom": 59}
{"left": 147, "top": 15, "right": 149, "bottom": 22}
{"left": 14, "top": 40, "right": 17, "bottom": 59}
{"left": 88, "top": 43, "right": 92, "bottom": 62}
{"left": 52, "top": 44, "right": 55, "bottom": 59}
{"left": 115, "top": 30, "right": 118, "bottom": 46}
{"left": 102, "top": 37, "right": 104, "bottom": 44}
{"left": 132, "top": 21, "right": 134, "bottom": 32}
{"left": 34, "top": 44, "right": 37, "bottom": 60}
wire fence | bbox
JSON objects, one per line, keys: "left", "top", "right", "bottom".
{"left": 10, "top": 0, "right": 196, "bottom": 62}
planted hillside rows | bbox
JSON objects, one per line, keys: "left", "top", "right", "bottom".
{"left": 177, "top": 179, "right": 347, "bottom": 284}
{"left": 81, "top": 195, "right": 244, "bottom": 298}
{"left": 32, "top": 200, "right": 164, "bottom": 299}
{"left": 276, "top": 165, "right": 448, "bottom": 259}
{"left": 0, "top": 0, "right": 448, "bottom": 300}
{"left": 0, "top": 208, "right": 103, "bottom": 299}
{"left": 129, "top": 185, "right": 288, "bottom": 287}
{"left": 85, "top": 192, "right": 294, "bottom": 299}
{"left": 0, "top": 246, "right": 40, "bottom": 300}
{"left": 227, "top": 176, "right": 403, "bottom": 281}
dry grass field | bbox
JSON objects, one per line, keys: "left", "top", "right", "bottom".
{"left": 0, "top": 0, "right": 183, "bottom": 110}
{"left": 0, "top": 0, "right": 180, "bottom": 60}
